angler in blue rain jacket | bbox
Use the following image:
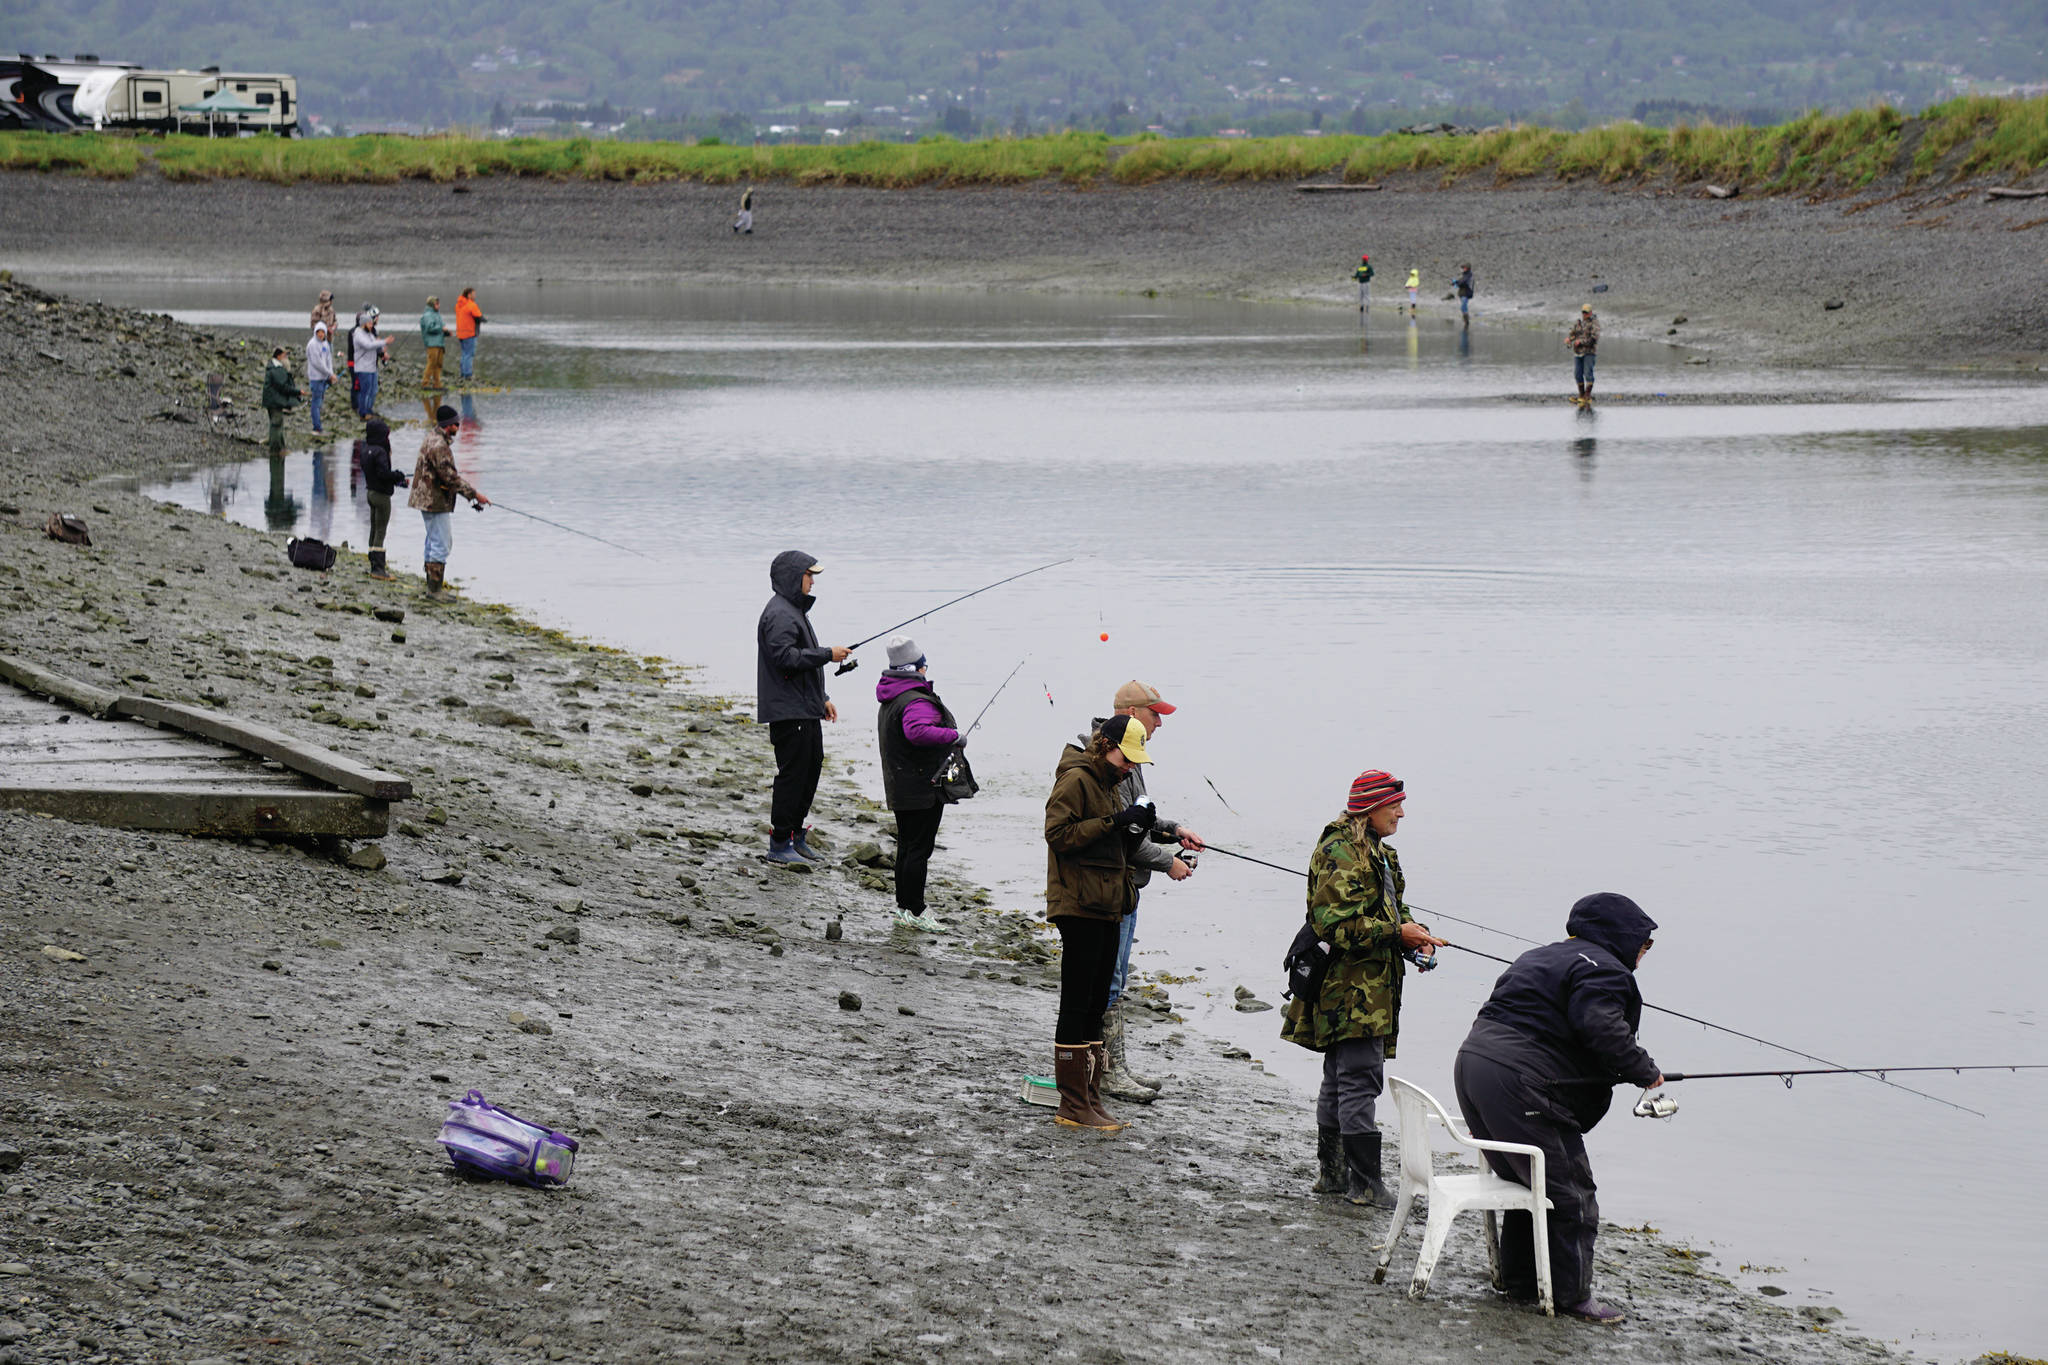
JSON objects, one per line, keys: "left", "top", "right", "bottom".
{"left": 1453, "top": 891, "right": 1662, "bottom": 1325}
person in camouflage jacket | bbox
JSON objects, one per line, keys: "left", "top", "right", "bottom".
{"left": 1281, "top": 770, "right": 1444, "bottom": 1207}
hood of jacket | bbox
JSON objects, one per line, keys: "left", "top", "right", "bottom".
{"left": 769, "top": 549, "right": 817, "bottom": 609}
{"left": 1566, "top": 892, "right": 1656, "bottom": 969}
{"left": 363, "top": 418, "right": 391, "bottom": 450}
{"left": 1054, "top": 741, "right": 1118, "bottom": 788}
{"left": 875, "top": 672, "right": 932, "bottom": 705}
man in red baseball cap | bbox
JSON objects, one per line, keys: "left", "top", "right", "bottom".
{"left": 1077, "top": 680, "right": 1202, "bottom": 1103}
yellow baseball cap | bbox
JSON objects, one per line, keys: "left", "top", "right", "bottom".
{"left": 1103, "top": 713, "right": 1152, "bottom": 764}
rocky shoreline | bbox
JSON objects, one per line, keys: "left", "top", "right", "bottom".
{"left": 0, "top": 275, "right": 1948, "bottom": 1362}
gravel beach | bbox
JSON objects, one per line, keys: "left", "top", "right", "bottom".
{"left": 6, "top": 167, "right": 2048, "bottom": 368}
{"left": 0, "top": 255, "right": 1987, "bottom": 1361}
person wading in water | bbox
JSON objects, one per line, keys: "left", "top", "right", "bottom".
{"left": 1568, "top": 304, "right": 1601, "bottom": 403}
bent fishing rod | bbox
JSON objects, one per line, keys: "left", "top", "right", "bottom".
{"left": 1551, "top": 1066, "right": 2047, "bottom": 1120}
{"left": 1195, "top": 841, "right": 1987, "bottom": 1117}
{"left": 833, "top": 558, "right": 1075, "bottom": 677}
{"left": 959, "top": 658, "right": 1028, "bottom": 741}
{"left": 479, "top": 499, "right": 654, "bottom": 560}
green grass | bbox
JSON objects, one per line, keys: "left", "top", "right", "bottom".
{"left": 4, "top": 97, "right": 2045, "bottom": 191}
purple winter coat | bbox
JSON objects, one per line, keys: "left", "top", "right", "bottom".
{"left": 875, "top": 672, "right": 960, "bottom": 747}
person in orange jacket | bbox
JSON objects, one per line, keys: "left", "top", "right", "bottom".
{"left": 454, "top": 287, "right": 485, "bottom": 382}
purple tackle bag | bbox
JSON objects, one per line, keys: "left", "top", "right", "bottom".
{"left": 438, "top": 1090, "right": 578, "bottom": 1188}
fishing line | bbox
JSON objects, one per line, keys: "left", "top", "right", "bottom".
{"left": 1203, "top": 777, "right": 1239, "bottom": 815}
{"left": 834, "top": 558, "right": 1075, "bottom": 677}
{"left": 483, "top": 499, "right": 654, "bottom": 559}
{"left": 958, "top": 659, "right": 1027, "bottom": 740}
{"left": 1196, "top": 842, "right": 1986, "bottom": 1116}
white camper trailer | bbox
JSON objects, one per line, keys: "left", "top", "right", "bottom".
{"left": 68, "top": 65, "right": 299, "bottom": 136}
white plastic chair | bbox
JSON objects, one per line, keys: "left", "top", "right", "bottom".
{"left": 1372, "top": 1075, "right": 1554, "bottom": 1316}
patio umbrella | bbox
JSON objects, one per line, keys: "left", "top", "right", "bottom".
{"left": 178, "top": 87, "right": 265, "bottom": 137}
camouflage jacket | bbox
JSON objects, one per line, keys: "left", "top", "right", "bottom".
{"left": 407, "top": 428, "right": 477, "bottom": 514}
{"left": 1279, "top": 820, "right": 1413, "bottom": 1056}
{"left": 1567, "top": 314, "right": 1600, "bottom": 355}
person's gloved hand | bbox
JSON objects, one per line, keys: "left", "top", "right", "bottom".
{"left": 1115, "top": 803, "right": 1155, "bottom": 831}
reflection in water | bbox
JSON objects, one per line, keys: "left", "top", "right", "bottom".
{"left": 263, "top": 455, "right": 300, "bottom": 531}
{"left": 203, "top": 463, "right": 239, "bottom": 518}
{"left": 308, "top": 447, "right": 334, "bottom": 544}
{"left": 1572, "top": 434, "right": 1597, "bottom": 480}
{"left": 1457, "top": 323, "right": 1471, "bottom": 362}
{"left": 1405, "top": 316, "right": 1418, "bottom": 367}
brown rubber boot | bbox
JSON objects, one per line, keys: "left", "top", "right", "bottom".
{"left": 1053, "top": 1043, "right": 1111, "bottom": 1130}
{"left": 368, "top": 549, "right": 394, "bottom": 581}
{"left": 424, "top": 561, "right": 445, "bottom": 594}
{"left": 1084, "top": 1042, "right": 1125, "bottom": 1132}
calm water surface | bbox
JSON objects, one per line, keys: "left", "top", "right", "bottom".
{"left": 96, "top": 279, "right": 2048, "bottom": 1358}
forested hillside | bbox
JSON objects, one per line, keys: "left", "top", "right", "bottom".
{"left": 10, "top": 0, "right": 2046, "bottom": 135}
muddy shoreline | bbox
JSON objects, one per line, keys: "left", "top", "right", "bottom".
{"left": 6, "top": 170, "right": 2048, "bottom": 369}
{"left": 0, "top": 275, "right": 1951, "bottom": 1363}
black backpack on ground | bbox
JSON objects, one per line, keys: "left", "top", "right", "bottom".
{"left": 287, "top": 537, "right": 336, "bottom": 571}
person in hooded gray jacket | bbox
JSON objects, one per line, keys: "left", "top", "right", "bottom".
{"left": 1453, "top": 891, "right": 1664, "bottom": 1325}
{"left": 756, "top": 550, "right": 852, "bottom": 864}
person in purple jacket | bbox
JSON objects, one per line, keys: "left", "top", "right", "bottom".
{"left": 874, "top": 634, "right": 962, "bottom": 933}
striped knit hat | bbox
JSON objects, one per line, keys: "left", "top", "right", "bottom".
{"left": 1347, "top": 770, "right": 1406, "bottom": 815}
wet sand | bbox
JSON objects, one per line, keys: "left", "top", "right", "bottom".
{"left": 0, "top": 273, "right": 1964, "bottom": 1362}
{"left": 5, "top": 169, "right": 2048, "bottom": 369}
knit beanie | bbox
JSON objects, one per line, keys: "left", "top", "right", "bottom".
{"left": 885, "top": 635, "right": 925, "bottom": 672}
{"left": 1346, "top": 770, "right": 1405, "bottom": 814}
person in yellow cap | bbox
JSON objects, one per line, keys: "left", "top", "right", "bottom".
{"left": 1567, "top": 304, "right": 1601, "bottom": 402}
{"left": 1042, "top": 712, "right": 1156, "bottom": 1132}
{"left": 1405, "top": 267, "right": 1421, "bottom": 317}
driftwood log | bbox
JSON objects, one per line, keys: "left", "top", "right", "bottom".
{"left": 1296, "top": 182, "right": 1384, "bottom": 193}
{"left": 1986, "top": 186, "right": 2048, "bottom": 201}
{"left": 1704, "top": 184, "right": 1740, "bottom": 199}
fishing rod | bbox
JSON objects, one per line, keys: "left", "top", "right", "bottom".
{"left": 834, "top": 558, "right": 1075, "bottom": 677}
{"left": 481, "top": 499, "right": 654, "bottom": 560}
{"left": 1552, "top": 1066, "right": 2044, "bottom": 1120}
{"left": 959, "top": 659, "right": 1027, "bottom": 740}
{"left": 1204, "top": 776, "right": 1239, "bottom": 816}
{"left": 1195, "top": 842, "right": 1986, "bottom": 1116}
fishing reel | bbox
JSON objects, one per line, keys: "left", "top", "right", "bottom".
{"left": 1404, "top": 948, "right": 1439, "bottom": 973}
{"left": 834, "top": 657, "right": 860, "bottom": 677}
{"left": 1122, "top": 796, "right": 1157, "bottom": 838}
{"left": 1633, "top": 1091, "right": 1679, "bottom": 1120}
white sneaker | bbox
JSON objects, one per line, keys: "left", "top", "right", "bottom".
{"left": 913, "top": 913, "right": 951, "bottom": 935}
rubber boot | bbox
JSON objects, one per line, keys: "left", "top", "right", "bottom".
{"left": 1343, "top": 1131, "right": 1397, "bottom": 1209}
{"left": 1097, "top": 1005, "right": 1157, "bottom": 1103}
{"left": 1053, "top": 1043, "right": 1115, "bottom": 1131}
{"left": 1115, "top": 1001, "right": 1165, "bottom": 1091}
{"left": 791, "top": 827, "right": 822, "bottom": 861}
{"left": 765, "top": 832, "right": 804, "bottom": 865}
{"left": 1564, "top": 1298, "right": 1627, "bottom": 1325}
{"left": 1083, "top": 1042, "right": 1125, "bottom": 1132}
{"left": 1312, "top": 1125, "right": 1347, "bottom": 1195}
{"left": 423, "top": 561, "right": 446, "bottom": 594}
{"left": 367, "top": 549, "right": 394, "bottom": 581}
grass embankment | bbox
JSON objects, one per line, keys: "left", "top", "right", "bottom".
{"left": 3, "top": 95, "right": 2044, "bottom": 190}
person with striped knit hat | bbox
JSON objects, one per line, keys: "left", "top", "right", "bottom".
{"left": 1280, "top": 769, "right": 1446, "bottom": 1207}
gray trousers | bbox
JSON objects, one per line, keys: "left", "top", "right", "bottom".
{"left": 1314, "top": 1035, "right": 1386, "bottom": 1134}
{"left": 1453, "top": 1049, "right": 1601, "bottom": 1307}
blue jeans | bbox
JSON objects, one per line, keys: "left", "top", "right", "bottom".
{"left": 1460, "top": 295, "right": 1470, "bottom": 317}
{"left": 458, "top": 336, "right": 476, "bottom": 379}
{"left": 308, "top": 378, "right": 328, "bottom": 430}
{"left": 1107, "top": 892, "right": 1140, "bottom": 1008}
{"left": 355, "top": 371, "right": 380, "bottom": 416}
{"left": 422, "top": 511, "right": 453, "bottom": 564}
{"left": 1574, "top": 352, "right": 1596, "bottom": 386}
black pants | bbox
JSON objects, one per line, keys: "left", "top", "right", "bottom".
{"left": 892, "top": 803, "right": 944, "bottom": 912}
{"left": 1054, "top": 917, "right": 1118, "bottom": 1044}
{"left": 768, "top": 718, "right": 823, "bottom": 837}
{"left": 1453, "top": 1050, "right": 1601, "bottom": 1307}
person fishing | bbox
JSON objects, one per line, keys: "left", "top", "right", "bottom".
{"left": 1568, "top": 304, "right": 1600, "bottom": 403}
{"left": 1353, "top": 254, "right": 1374, "bottom": 314}
{"left": 1452, "top": 263, "right": 1475, "bottom": 321}
{"left": 354, "top": 416, "right": 407, "bottom": 581}
{"left": 1404, "top": 267, "right": 1421, "bottom": 317}
{"left": 1044, "top": 713, "right": 1156, "bottom": 1133}
{"left": 260, "top": 345, "right": 301, "bottom": 456}
{"left": 407, "top": 403, "right": 489, "bottom": 595}
{"left": 1453, "top": 891, "right": 1663, "bottom": 1325}
{"left": 756, "top": 552, "right": 852, "bottom": 864}
{"left": 1280, "top": 770, "right": 1445, "bottom": 1208}
{"left": 1071, "top": 681, "right": 1203, "bottom": 1105}
{"left": 874, "top": 634, "right": 962, "bottom": 931}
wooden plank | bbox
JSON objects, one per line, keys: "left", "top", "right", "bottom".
{"left": 110, "top": 697, "right": 413, "bottom": 801}
{"left": 0, "top": 785, "right": 389, "bottom": 837}
{"left": 0, "top": 765, "right": 314, "bottom": 787}
{"left": 0, "top": 654, "right": 119, "bottom": 716}
{"left": 0, "top": 742, "right": 251, "bottom": 764}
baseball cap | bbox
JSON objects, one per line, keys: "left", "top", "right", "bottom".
{"left": 1101, "top": 713, "right": 1152, "bottom": 764}
{"left": 1113, "top": 680, "right": 1176, "bottom": 715}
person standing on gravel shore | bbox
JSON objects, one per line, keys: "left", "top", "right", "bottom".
{"left": 408, "top": 403, "right": 489, "bottom": 594}
{"left": 1075, "top": 680, "right": 1203, "bottom": 1105}
{"left": 352, "top": 307, "right": 395, "bottom": 418}
{"left": 874, "top": 634, "right": 962, "bottom": 931}
{"left": 1568, "top": 304, "right": 1600, "bottom": 402}
{"left": 1044, "top": 713, "right": 1153, "bottom": 1133}
{"left": 419, "top": 295, "right": 448, "bottom": 390}
{"left": 1453, "top": 892, "right": 1663, "bottom": 1325}
{"left": 355, "top": 416, "right": 407, "bottom": 581}
{"left": 1353, "top": 255, "right": 1374, "bottom": 314}
{"left": 305, "top": 323, "right": 335, "bottom": 434}
{"left": 734, "top": 186, "right": 755, "bottom": 235}
{"left": 1281, "top": 770, "right": 1445, "bottom": 1209}
{"left": 757, "top": 551, "right": 852, "bottom": 864}
{"left": 1453, "top": 264, "right": 1475, "bottom": 321}
{"left": 1405, "top": 267, "right": 1420, "bottom": 316}
{"left": 455, "top": 287, "right": 484, "bottom": 381}
{"left": 260, "top": 345, "right": 301, "bottom": 455}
